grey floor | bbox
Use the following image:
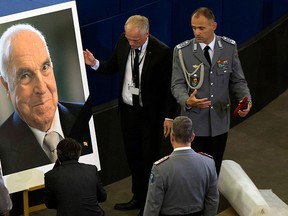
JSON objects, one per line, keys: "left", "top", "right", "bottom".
{"left": 26, "top": 90, "right": 288, "bottom": 216}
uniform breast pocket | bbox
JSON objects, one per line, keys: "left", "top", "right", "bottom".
{"left": 216, "top": 60, "right": 232, "bottom": 87}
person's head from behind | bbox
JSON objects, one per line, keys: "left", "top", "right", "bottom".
{"left": 124, "top": 15, "right": 149, "bottom": 49}
{"left": 170, "top": 116, "right": 195, "bottom": 148}
{"left": 0, "top": 23, "right": 58, "bottom": 132}
{"left": 191, "top": 7, "right": 217, "bottom": 45}
{"left": 57, "top": 138, "right": 82, "bottom": 163}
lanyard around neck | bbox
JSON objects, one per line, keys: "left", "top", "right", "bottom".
{"left": 130, "top": 46, "right": 146, "bottom": 70}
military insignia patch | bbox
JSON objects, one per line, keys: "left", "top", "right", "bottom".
{"left": 176, "top": 40, "right": 191, "bottom": 49}
{"left": 217, "top": 59, "right": 228, "bottom": 70}
{"left": 154, "top": 155, "right": 169, "bottom": 165}
{"left": 221, "top": 36, "right": 236, "bottom": 45}
{"left": 198, "top": 152, "right": 213, "bottom": 158}
{"left": 149, "top": 173, "right": 154, "bottom": 183}
{"left": 192, "top": 74, "right": 199, "bottom": 87}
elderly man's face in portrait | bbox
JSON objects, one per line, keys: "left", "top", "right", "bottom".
{"left": 1, "top": 31, "right": 58, "bottom": 132}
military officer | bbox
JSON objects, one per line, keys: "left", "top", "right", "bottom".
{"left": 143, "top": 116, "right": 219, "bottom": 216}
{"left": 171, "top": 7, "right": 252, "bottom": 175}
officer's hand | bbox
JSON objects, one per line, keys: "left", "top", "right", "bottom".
{"left": 163, "top": 119, "right": 172, "bottom": 138}
{"left": 83, "top": 49, "right": 97, "bottom": 66}
{"left": 238, "top": 100, "right": 251, "bottom": 117}
{"left": 185, "top": 89, "right": 211, "bottom": 108}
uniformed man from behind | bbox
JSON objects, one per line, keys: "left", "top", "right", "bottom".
{"left": 143, "top": 116, "right": 219, "bottom": 216}
{"left": 171, "top": 7, "right": 252, "bottom": 175}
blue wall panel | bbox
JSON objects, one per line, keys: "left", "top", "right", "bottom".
{"left": 81, "top": 18, "right": 122, "bottom": 105}
{"left": 222, "top": 1, "right": 264, "bottom": 45}
{"left": 270, "top": 0, "right": 288, "bottom": 23}
{"left": 120, "top": 0, "right": 159, "bottom": 12}
{"left": 170, "top": 0, "right": 223, "bottom": 47}
{"left": 76, "top": 0, "right": 121, "bottom": 26}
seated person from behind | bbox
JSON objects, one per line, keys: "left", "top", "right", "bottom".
{"left": 44, "top": 138, "right": 106, "bottom": 216}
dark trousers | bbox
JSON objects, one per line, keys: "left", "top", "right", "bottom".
{"left": 120, "top": 104, "right": 163, "bottom": 206}
{"left": 192, "top": 133, "right": 228, "bottom": 175}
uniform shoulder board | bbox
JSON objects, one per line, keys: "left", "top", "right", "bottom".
{"left": 154, "top": 155, "right": 169, "bottom": 166}
{"left": 198, "top": 152, "right": 213, "bottom": 159}
{"left": 221, "top": 36, "right": 236, "bottom": 45}
{"left": 176, "top": 40, "right": 191, "bottom": 49}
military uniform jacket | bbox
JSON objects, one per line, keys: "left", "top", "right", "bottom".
{"left": 143, "top": 149, "right": 219, "bottom": 216}
{"left": 171, "top": 35, "right": 251, "bottom": 136}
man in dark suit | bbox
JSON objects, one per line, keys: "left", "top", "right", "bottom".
{"left": 44, "top": 138, "right": 107, "bottom": 216}
{"left": 0, "top": 24, "right": 93, "bottom": 176}
{"left": 84, "top": 15, "right": 177, "bottom": 214}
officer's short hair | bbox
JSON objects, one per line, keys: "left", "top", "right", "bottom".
{"left": 192, "top": 7, "right": 215, "bottom": 22}
{"left": 172, "top": 116, "right": 194, "bottom": 143}
{"left": 57, "top": 138, "right": 82, "bottom": 162}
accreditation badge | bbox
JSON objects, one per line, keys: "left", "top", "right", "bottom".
{"left": 128, "top": 83, "right": 139, "bottom": 95}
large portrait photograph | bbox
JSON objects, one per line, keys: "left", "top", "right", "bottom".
{"left": 0, "top": 2, "right": 100, "bottom": 193}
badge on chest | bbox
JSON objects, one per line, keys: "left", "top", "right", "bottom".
{"left": 128, "top": 83, "right": 140, "bottom": 95}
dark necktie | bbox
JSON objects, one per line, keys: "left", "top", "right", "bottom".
{"left": 204, "top": 46, "right": 211, "bottom": 66}
{"left": 132, "top": 49, "right": 140, "bottom": 107}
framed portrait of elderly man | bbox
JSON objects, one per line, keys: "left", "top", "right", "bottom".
{"left": 0, "top": 2, "right": 100, "bottom": 193}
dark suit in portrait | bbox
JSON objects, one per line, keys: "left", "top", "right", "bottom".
{"left": 0, "top": 101, "right": 93, "bottom": 176}
{"left": 44, "top": 160, "right": 106, "bottom": 216}
{"left": 95, "top": 33, "right": 177, "bottom": 206}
